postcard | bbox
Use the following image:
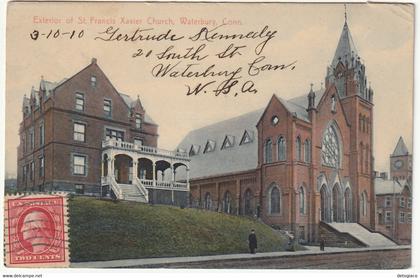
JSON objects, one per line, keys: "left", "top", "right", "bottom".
{"left": 2, "top": 0, "right": 415, "bottom": 272}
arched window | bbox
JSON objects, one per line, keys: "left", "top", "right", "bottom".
{"left": 223, "top": 191, "right": 232, "bottom": 214}
{"left": 299, "top": 186, "right": 305, "bottom": 215}
{"left": 295, "top": 137, "right": 301, "bottom": 161}
{"left": 277, "top": 136, "right": 286, "bottom": 161}
{"left": 204, "top": 192, "right": 212, "bottom": 210}
{"left": 269, "top": 185, "right": 281, "bottom": 214}
{"left": 264, "top": 139, "right": 272, "bottom": 163}
{"left": 304, "top": 139, "right": 311, "bottom": 163}
{"left": 361, "top": 191, "right": 368, "bottom": 216}
{"left": 244, "top": 189, "right": 253, "bottom": 215}
{"left": 321, "top": 124, "right": 340, "bottom": 168}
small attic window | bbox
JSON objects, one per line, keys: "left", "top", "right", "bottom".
{"left": 189, "top": 145, "right": 200, "bottom": 156}
{"left": 221, "top": 135, "right": 235, "bottom": 149}
{"left": 240, "top": 130, "right": 253, "bottom": 145}
{"left": 331, "top": 95, "right": 337, "bottom": 113}
{"left": 204, "top": 140, "right": 216, "bottom": 153}
{"left": 271, "top": 115, "right": 279, "bottom": 125}
{"left": 90, "top": 76, "right": 97, "bottom": 87}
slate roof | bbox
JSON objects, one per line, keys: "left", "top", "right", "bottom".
{"left": 332, "top": 22, "right": 359, "bottom": 68}
{"left": 177, "top": 88, "right": 325, "bottom": 179}
{"left": 392, "top": 137, "right": 409, "bottom": 156}
{"left": 177, "top": 109, "right": 263, "bottom": 179}
{"left": 374, "top": 178, "right": 410, "bottom": 195}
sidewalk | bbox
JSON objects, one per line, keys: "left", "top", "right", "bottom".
{"left": 70, "top": 245, "right": 410, "bottom": 268}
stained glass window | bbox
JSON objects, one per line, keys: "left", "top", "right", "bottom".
{"left": 322, "top": 125, "right": 340, "bottom": 167}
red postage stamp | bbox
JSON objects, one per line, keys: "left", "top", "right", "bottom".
{"left": 4, "top": 194, "right": 69, "bottom": 267}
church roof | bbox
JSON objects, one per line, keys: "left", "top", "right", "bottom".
{"left": 177, "top": 87, "right": 325, "bottom": 179}
{"left": 177, "top": 109, "right": 263, "bottom": 179}
{"left": 331, "top": 22, "right": 358, "bottom": 68}
{"left": 392, "top": 137, "right": 409, "bottom": 156}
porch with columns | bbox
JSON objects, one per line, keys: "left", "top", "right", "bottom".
{"left": 101, "top": 139, "right": 190, "bottom": 203}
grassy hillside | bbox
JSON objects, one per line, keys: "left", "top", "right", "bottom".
{"left": 69, "top": 196, "right": 290, "bottom": 262}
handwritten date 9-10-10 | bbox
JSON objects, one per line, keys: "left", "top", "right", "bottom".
{"left": 30, "top": 29, "right": 85, "bottom": 40}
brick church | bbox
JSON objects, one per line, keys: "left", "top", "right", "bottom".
{"left": 178, "top": 17, "right": 375, "bottom": 243}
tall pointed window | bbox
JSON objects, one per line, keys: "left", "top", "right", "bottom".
{"left": 321, "top": 125, "right": 340, "bottom": 168}
{"left": 39, "top": 122, "right": 45, "bottom": 146}
{"left": 269, "top": 185, "right": 281, "bottom": 214}
{"left": 361, "top": 191, "right": 367, "bottom": 216}
{"left": 295, "top": 137, "right": 302, "bottom": 161}
{"left": 299, "top": 186, "right": 306, "bottom": 215}
{"left": 264, "top": 139, "right": 272, "bottom": 163}
{"left": 223, "top": 191, "right": 232, "bottom": 214}
{"left": 277, "top": 136, "right": 286, "bottom": 161}
{"left": 304, "top": 139, "right": 311, "bottom": 163}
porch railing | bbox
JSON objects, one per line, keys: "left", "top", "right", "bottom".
{"left": 102, "top": 139, "right": 189, "bottom": 159}
{"left": 139, "top": 179, "right": 188, "bottom": 191}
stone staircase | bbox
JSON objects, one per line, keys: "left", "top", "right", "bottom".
{"left": 117, "top": 183, "right": 148, "bottom": 203}
{"left": 326, "top": 222, "right": 397, "bottom": 247}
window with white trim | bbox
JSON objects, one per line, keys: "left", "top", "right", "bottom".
{"left": 73, "top": 122, "right": 86, "bottom": 142}
{"left": 75, "top": 92, "right": 85, "bottom": 111}
{"left": 385, "top": 211, "right": 392, "bottom": 223}
{"left": 73, "top": 155, "right": 87, "bottom": 175}
{"left": 399, "top": 211, "right": 405, "bottom": 223}
{"left": 75, "top": 184, "right": 84, "bottom": 194}
{"left": 39, "top": 122, "right": 45, "bottom": 146}
{"left": 103, "top": 99, "right": 112, "bottom": 117}
{"left": 400, "top": 197, "right": 405, "bottom": 208}
{"left": 135, "top": 114, "right": 142, "bottom": 129}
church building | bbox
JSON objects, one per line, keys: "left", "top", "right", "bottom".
{"left": 178, "top": 17, "right": 375, "bottom": 243}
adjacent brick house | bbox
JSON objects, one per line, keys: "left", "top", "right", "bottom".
{"left": 17, "top": 58, "right": 189, "bottom": 205}
{"left": 375, "top": 137, "right": 412, "bottom": 244}
{"left": 178, "top": 18, "right": 376, "bottom": 243}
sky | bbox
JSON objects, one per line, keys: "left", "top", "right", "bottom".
{"left": 5, "top": 2, "right": 414, "bottom": 177}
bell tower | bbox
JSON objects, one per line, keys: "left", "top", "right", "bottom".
{"left": 325, "top": 8, "right": 375, "bottom": 228}
{"left": 390, "top": 137, "right": 412, "bottom": 182}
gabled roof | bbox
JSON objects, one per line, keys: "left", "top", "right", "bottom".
{"left": 332, "top": 22, "right": 358, "bottom": 68}
{"left": 392, "top": 137, "right": 409, "bottom": 156}
{"left": 119, "top": 93, "right": 156, "bottom": 125}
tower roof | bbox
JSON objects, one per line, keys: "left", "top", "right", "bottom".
{"left": 392, "top": 137, "right": 409, "bottom": 156}
{"left": 331, "top": 21, "right": 358, "bottom": 68}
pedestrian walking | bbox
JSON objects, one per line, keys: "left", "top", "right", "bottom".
{"left": 248, "top": 229, "right": 257, "bottom": 254}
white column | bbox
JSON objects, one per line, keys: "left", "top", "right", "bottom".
{"left": 107, "top": 157, "right": 112, "bottom": 178}
{"left": 152, "top": 161, "right": 156, "bottom": 187}
{"left": 132, "top": 161, "right": 138, "bottom": 181}
{"left": 186, "top": 168, "right": 190, "bottom": 191}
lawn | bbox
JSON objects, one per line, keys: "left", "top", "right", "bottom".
{"left": 69, "top": 196, "right": 290, "bottom": 262}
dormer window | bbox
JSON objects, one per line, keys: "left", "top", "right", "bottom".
{"left": 91, "top": 76, "right": 97, "bottom": 87}
{"left": 135, "top": 114, "right": 142, "bottom": 129}
{"left": 221, "top": 135, "right": 234, "bottom": 149}
{"left": 240, "top": 130, "right": 253, "bottom": 145}
{"left": 331, "top": 95, "right": 337, "bottom": 113}
{"left": 204, "top": 140, "right": 216, "bottom": 153}
{"left": 189, "top": 145, "right": 200, "bottom": 156}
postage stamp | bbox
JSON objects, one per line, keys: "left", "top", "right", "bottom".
{"left": 4, "top": 193, "right": 69, "bottom": 267}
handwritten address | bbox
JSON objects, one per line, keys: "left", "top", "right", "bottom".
{"left": 30, "top": 24, "right": 297, "bottom": 97}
